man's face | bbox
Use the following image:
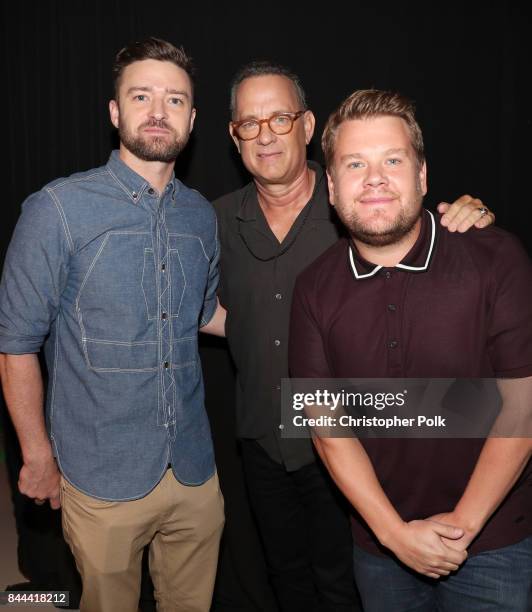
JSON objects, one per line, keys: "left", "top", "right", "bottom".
{"left": 109, "top": 59, "right": 196, "bottom": 163}
{"left": 327, "top": 116, "right": 427, "bottom": 246}
{"left": 230, "top": 75, "right": 315, "bottom": 185}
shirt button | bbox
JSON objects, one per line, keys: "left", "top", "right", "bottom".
{"left": 274, "top": 339, "right": 281, "bottom": 346}
{"left": 384, "top": 271, "right": 392, "bottom": 279}
{"left": 132, "top": 191, "right": 138, "bottom": 199}
{"left": 147, "top": 187, "right": 155, "bottom": 195}
{"left": 161, "top": 312, "right": 168, "bottom": 320}
{"left": 161, "top": 263, "right": 166, "bottom": 271}
{"left": 388, "top": 340, "right": 398, "bottom": 349}
{"left": 275, "top": 293, "right": 282, "bottom": 300}
{"left": 279, "top": 424, "right": 284, "bottom": 430}
{"left": 387, "top": 303, "right": 397, "bottom": 311}
{"left": 164, "top": 361, "right": 169, "bottom": 369}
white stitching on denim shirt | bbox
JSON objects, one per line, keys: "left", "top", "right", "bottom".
{"left": 168, "top": 249, "right": 186, "bottom": 319}
{"left": 107, "top": 167, "right": 145, "bottom": 202}
{"left": 46, "top": 189, "right": 74, "bottom": 253}
{"left": 50, "top": 170, "right": 108, "bottom": 190}
{"left": 141, "top": 248, "right": 157, "bottom": 320}
{"left": 168, "top": 233, "right": 209, "bottom": 262}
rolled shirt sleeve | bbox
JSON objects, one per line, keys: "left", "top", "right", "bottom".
{"left": 0, "top": 189, "right": 71, "bottom": 354}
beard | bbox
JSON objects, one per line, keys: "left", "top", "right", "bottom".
{"left": 119, "top": 118, "right": 189, "bottom": 163}
{"left": 336, "top": 186, "right": 424, "bottom": 247}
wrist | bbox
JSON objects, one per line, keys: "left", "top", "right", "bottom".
{"left": 23, "top": 442, "right": 54, "bottom": 466}
{"left": 451, "top": 507, "right": 483, "bottom": 537}
{"left": 376, "top": 518, "right": 407, "bottom": 550}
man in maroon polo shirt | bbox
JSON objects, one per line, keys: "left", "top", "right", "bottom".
{"left": 289, "top": 89, "right": 532, "bottom": 611}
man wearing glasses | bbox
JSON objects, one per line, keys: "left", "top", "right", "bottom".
{"left": 213, "top": 61, "right": 494, "bottom": 611}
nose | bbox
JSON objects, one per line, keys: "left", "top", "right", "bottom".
{"left": 364, "top": 163, "right": 388, "bottom": 188}
{"left": 149, "top": 97, "right": 167, "bottom": 121}
{"left": 256, "top": 120, "right": 275, "bottom": 146}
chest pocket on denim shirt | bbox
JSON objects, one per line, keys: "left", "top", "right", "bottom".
{"left": 77, "top": 231, "right": 210, "bottom": 372}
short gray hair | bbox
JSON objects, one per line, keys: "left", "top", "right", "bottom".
{"left": 229, "top": 61, "right": 307, "bottom": 118}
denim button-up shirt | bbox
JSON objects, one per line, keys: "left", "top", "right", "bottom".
{"left": 0, "top": 151, "right": 219, "bottom": 500}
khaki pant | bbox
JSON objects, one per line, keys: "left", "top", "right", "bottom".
{"left": 60, "top": 469, "right": 224, "bottom": 612}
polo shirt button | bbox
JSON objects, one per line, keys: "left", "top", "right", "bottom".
{"left": 388, "top": 340, "right": 398, "bottom": 348}
{"left": 161, "top": 312, "right": 168, "bottom": 320}
{"left": 274, "top": 339, "right": 281, "bottom": 346}
{"left": 387, "top": 303, "right": 396, "bottom": 311}
{"left": 384, "top": 271, "right": 392, "bottom": 279}
{"left": 275, "top": 293, "right": 282, "bottom": 300}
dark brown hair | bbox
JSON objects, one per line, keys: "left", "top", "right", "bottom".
{"left": 112, "top": 37, "right": 194, "bottom": 98}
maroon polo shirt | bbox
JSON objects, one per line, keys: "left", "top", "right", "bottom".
{"left": 289, "top": 209, "right": 532, "bottom": 556}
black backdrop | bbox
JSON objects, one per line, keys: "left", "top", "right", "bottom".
{"left": 1, "top": 2, "right": 531, "bottom": 609}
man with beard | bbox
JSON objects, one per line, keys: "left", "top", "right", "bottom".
{"left": 0, "top": 38, "right": 225, "bottom": 612}
{"left": 213, "top": 63, "right": 494, "bottom": 611}
{"left": 289, "top": 89, "right": 532, "bottom": 611}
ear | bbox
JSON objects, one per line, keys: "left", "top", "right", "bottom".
{"left": 303, "top": 110, "right": 316, "bottom": 145}
{"left": 229, "top": 122, "right": 241, "bottom": 154}
{"left": 419, "top": 160, "right": 427, "bottom": 196}
{"left": 189, "top": 107, "right": 196, "bottom": 133}
{"left": 326, "top": 170, "right": 336, "bottom": 207}
{"left": 109, "top": 100, "right": 120, "bottom": 129}
{"left": 109, "top": 99, "right": 119, "bottom": 129}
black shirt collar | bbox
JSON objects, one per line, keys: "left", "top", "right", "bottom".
{"left": 348, "top": 209, "right": 437, "bottom": 280}
{"left": 236, "top": 160, "right": 330, "bottom": 222}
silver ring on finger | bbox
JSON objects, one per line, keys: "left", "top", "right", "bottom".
{"left": 477, "top": 206, "right": 489, "bottom": 217}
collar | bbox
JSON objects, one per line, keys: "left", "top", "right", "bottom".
{"left": 106, "top": 150, "right": 178, "bottom": 204}
{"left": 348, "top": 209, "right": 437, "bottom": 280}
{"left": 236, "top": 160, "right": 330, "bottom": 222}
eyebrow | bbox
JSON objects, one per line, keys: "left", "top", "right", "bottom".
{"left": 126, "top": 86, "right": 190, "bottom": 98}
{"left": 339, "top": 148, "right": 409, "bottom": 162}
{"left": 236, "top": 109, "right": 297, "bottom": 121}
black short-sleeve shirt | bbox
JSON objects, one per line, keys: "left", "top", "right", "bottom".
{"left": 213, "top": 162, "right": 343, "bottom": 469}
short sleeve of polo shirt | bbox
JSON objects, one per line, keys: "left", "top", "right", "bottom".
{"left": 487, "top": 233, "right": 532, "bottom": 377}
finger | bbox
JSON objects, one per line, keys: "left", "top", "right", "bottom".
{"left": 456, "top": 204, "right": 492, "bottom": 232}
{"left": 431, "top": 523, "right": 464, "bottom": 540}
{"left": 448, "top": 199, "right": 484, "bottom": 232}
{"left": 438, "top": 195, "right": 473, "bottom": 228}
{"left": 426, "top": 572, "right": 441, "bottom": 579}
{"left": 474, "top": 210, "right": 495, "bottom": 229}
{"left": 50, "top": 495, "right": 61, "bottom": 510}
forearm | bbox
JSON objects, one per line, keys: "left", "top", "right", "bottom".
{"left": 0, "top": 353, "right": 52, "bottom": 461}
{"left": 452, "top": 437, "right": 531, "bottom": 535}
{"left": 200, "top": 300, "right": 226, "bottom": 337}
{"left": 313, "top": 436, "right": 404, "bottom": 546}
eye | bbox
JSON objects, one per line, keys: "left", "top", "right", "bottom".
{"left": 168, "top": 97, "right": 184, "bottom": 106}
{"left": 348, "top": 161, "right": 365, "bottom": 169}
{"left": 239, "top": 120, "right": 258, "bottom": 131}
{"left": 134, "top": 94, "right": 148, "bottom": 102}
{"left": 386, "top": 158, "right": 402, "bottom": 165}
{"left": 271, "top": 114, "right": 291, "bottom": 126}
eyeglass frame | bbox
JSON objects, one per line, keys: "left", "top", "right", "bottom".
{"left": 231, "top": 110, "right": 307, "bottom": 141}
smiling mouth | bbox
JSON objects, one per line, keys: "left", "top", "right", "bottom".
{"left": 359, "top": 195, "right": 397, "bottom": 205}
{"left": 257, "top": 152, "right": 282, "bottom": 159}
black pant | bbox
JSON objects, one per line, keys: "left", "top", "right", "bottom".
{"left": 241, "top": 440, "right": 361, "bottom": 612}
